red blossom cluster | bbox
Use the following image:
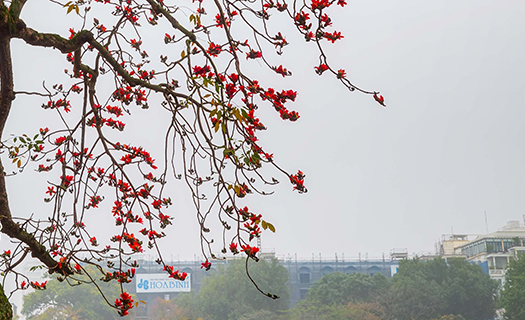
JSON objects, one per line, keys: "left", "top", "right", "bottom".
{"left": 324, "top": 30, "right": 344, "bottom": 43}
{"left": 289, "top": 170, "right": 307, "bottom": 193}
{"left": 4, "top": 0, "right": 383, "bottom": 315}
{"left": 114, "top": 143, "right": 157, "bottom": 169}
{"left": 112, "top": 86, "right": 147, "bottom": 105}
{"left": 229, "top": 242, "right": 239, "bottom": 254}
{"left": 42, "top": 99, "right": 71, "bottom": 113}
{"left": 101, "top": 268, "right": 135, "bottom": 284}
{"left": 246, "top": 49, "right": 262, "bottom": 59}
{"left": 89, "top": 237, "right": 98, "bottom": 246}
{"left": 30, "top": 281, "right": 47, "bottom": 290}
{"left": 164, "top": 265, "right": 188, "bottom": 281}
{"left": 207, "top": 42, "right": 222, "bottom": 57}
{"left": 201, "top": 260, "right": 211, "bottom": 270}
{"left": 241, "top": 244, "right": 260, "bottom": 259}
{"left": 215, "top": 13, "right": 230, "bottom": 28}
{"left": 115, "top": 292, "right": 134, "bottom": 316}
{"left": 315, "top": 63, "right": 329, "bottom": 75}
{"left": 260, "top": 88, "right": 300, "bottom": 121}
{"left": 193, "top": 65, "right": 211, "bottom": 77}
{"left": 122, "top": 232, "right": 143, "bottom": 253}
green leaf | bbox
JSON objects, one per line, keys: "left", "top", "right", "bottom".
{"left": 233, "top": 109, "right": 243, "bottom": 122}
{"left": 214, "top": 120, "right": 220, "bottom": 133}
{"left": 261, "top": 220, "right": 268, "bottom": 230}
{"left": 209, "top": 109, "right": 217, "bottom": 117}
{"left": 67, "top": 4, "right": 75, "bottom": 14}
{"left": 19, "top": 137, "right": 26, "bottom": 143}
{"left": 268, "top": 223, "right": 276, "bottom": 233}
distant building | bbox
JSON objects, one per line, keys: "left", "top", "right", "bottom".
{"left": 458, "top": 220, "right": 525, "bottom": 286}
{"left": 438, "top": 234, "right": 472, "bottom": 259}
{"left": 126, "top": 251, "right": 402, "bottom": 318}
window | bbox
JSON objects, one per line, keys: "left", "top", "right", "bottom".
{"left": 299, "top": 273, "right": 310, "bottom": 284}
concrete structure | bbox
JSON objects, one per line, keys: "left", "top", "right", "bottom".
{"left": 438, "top": 234, "right": 472, "bottom": 258}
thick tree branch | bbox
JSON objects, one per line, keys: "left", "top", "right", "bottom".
{"left": 0, "top": 18, "right": 72, "bottom": 278}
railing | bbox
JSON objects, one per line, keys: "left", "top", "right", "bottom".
{"left": 489, "top": 269, "right": 504, "bottom": 275}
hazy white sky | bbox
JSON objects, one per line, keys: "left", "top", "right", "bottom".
{"left": 3, "top": 0, "right": 525, "bottom": 263}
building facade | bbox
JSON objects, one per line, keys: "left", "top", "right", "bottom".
{"left": 458, "top": 221, "right": 525, "bottom": 286}
{"left": 126, "top": 252, "right": 401, "bottom": 318}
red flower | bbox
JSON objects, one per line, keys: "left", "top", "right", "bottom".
{"left": 115, "top": 292, "right": 134, "bottom": 316}
{"left": 90, "top": 237, "right": 98, "bottom": 246}
{"left": 193, "top": 65, "right": 211, "bottom": 77}
{"left": 229, "top": 243, "right": 239, "bottom": 254}
{"left": 241, "top": 244, "right": 260, "bottom": 257}
{"left": 311, "top": 0, "right": 330, "bottom": 10}
{"left": 61, "top": 175, "right": 74, "bottom": 187}
{"left": 20, "top": 281, "right": 27, "bottom": 289}
{"left": 74, "top": 264, "right": 82, "bottom": 272}
{"left": 39, "top": 128, "right": 49, "bottom": 135}
{"left": 337, "top": 69, "right": 346, "bottom": 79}
{"left": 201, "top": 260, "right": 212, "bottom": 270}
{"left": 54, "top": 136, "right": 66, "bottom": 145}
{"left": 274, "top": 65, "right": 290, "bottom": 77}
{"left": 31, "top": 281, "right": 47, "bottom": 290}
{"left": 374, "top": 93, "right": 386, "bottom": 107}
{"left": 323, "top": 31, "right": 344, "bottom": 43}
{"left": 225, "top": 83, "right": 237, "bottom": 99}
{"left": 207, "top": 42, "right": 222, "bottom": 57}
{"left": 314, "top": 64, "right": 329, "bottom": 75}
{"left": 246, "top": 50, "right": 262, "bottom": 59}
{"left": 46, "top": 187, "right": 55, "bottom": 195}
{"left": 215, "top": 14, "right": 230, "bottom": 28}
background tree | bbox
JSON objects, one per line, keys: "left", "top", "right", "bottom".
{"left": 0, "top": 0, "right": 382, "bottom": 317}
{"left": 305, "top": 272, "right": 389, "bottom": 306}
{"left": 175, "top": 258, "right": 290, "bottom": 320}
{"left": 501, "top": 253, "right": 525, "bottom": 320}
{"left": 146, "top": 297, "right": 194, "bottom": 320}
{"left": 390, "top": 258, "right": 498, "bottom": 320}
{"left": 21, "top": 265, "right": 120, "bottom": 320}
{"left": 286, "top": 300, "right": 385, "bottom": 320}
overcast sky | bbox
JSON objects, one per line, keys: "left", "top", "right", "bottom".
{"left": 3, "top": 0, "right": 525, "bottom": 264}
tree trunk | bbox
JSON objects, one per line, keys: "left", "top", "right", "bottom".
{"left": 0, "top": 283, "right": 13, "bottom": 320}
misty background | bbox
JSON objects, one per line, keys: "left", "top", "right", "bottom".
{"left": 2, "top": 0, "right": 524, "bottom": 265}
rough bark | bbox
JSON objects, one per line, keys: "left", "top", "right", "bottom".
{"left": 0, "top": 283, "right": 13, "bottom": 320}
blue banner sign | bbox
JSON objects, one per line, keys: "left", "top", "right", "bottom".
{"left": 136, "top": 273, "right": 191, "bottom": 293}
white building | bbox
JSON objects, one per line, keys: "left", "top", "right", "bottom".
{"left": 458, "top": 221, "right": 525, "bottom": 286}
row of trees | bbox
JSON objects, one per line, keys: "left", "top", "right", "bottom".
{"left": 22, "top": 256, "right": 507, "bottom": 320}
{"left": 289, "top": 258, "right": 498, "bottom": 320}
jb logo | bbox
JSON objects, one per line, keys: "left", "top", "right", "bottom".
{"left": 138, "top": 279, "right": 149, "bottom": 290}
